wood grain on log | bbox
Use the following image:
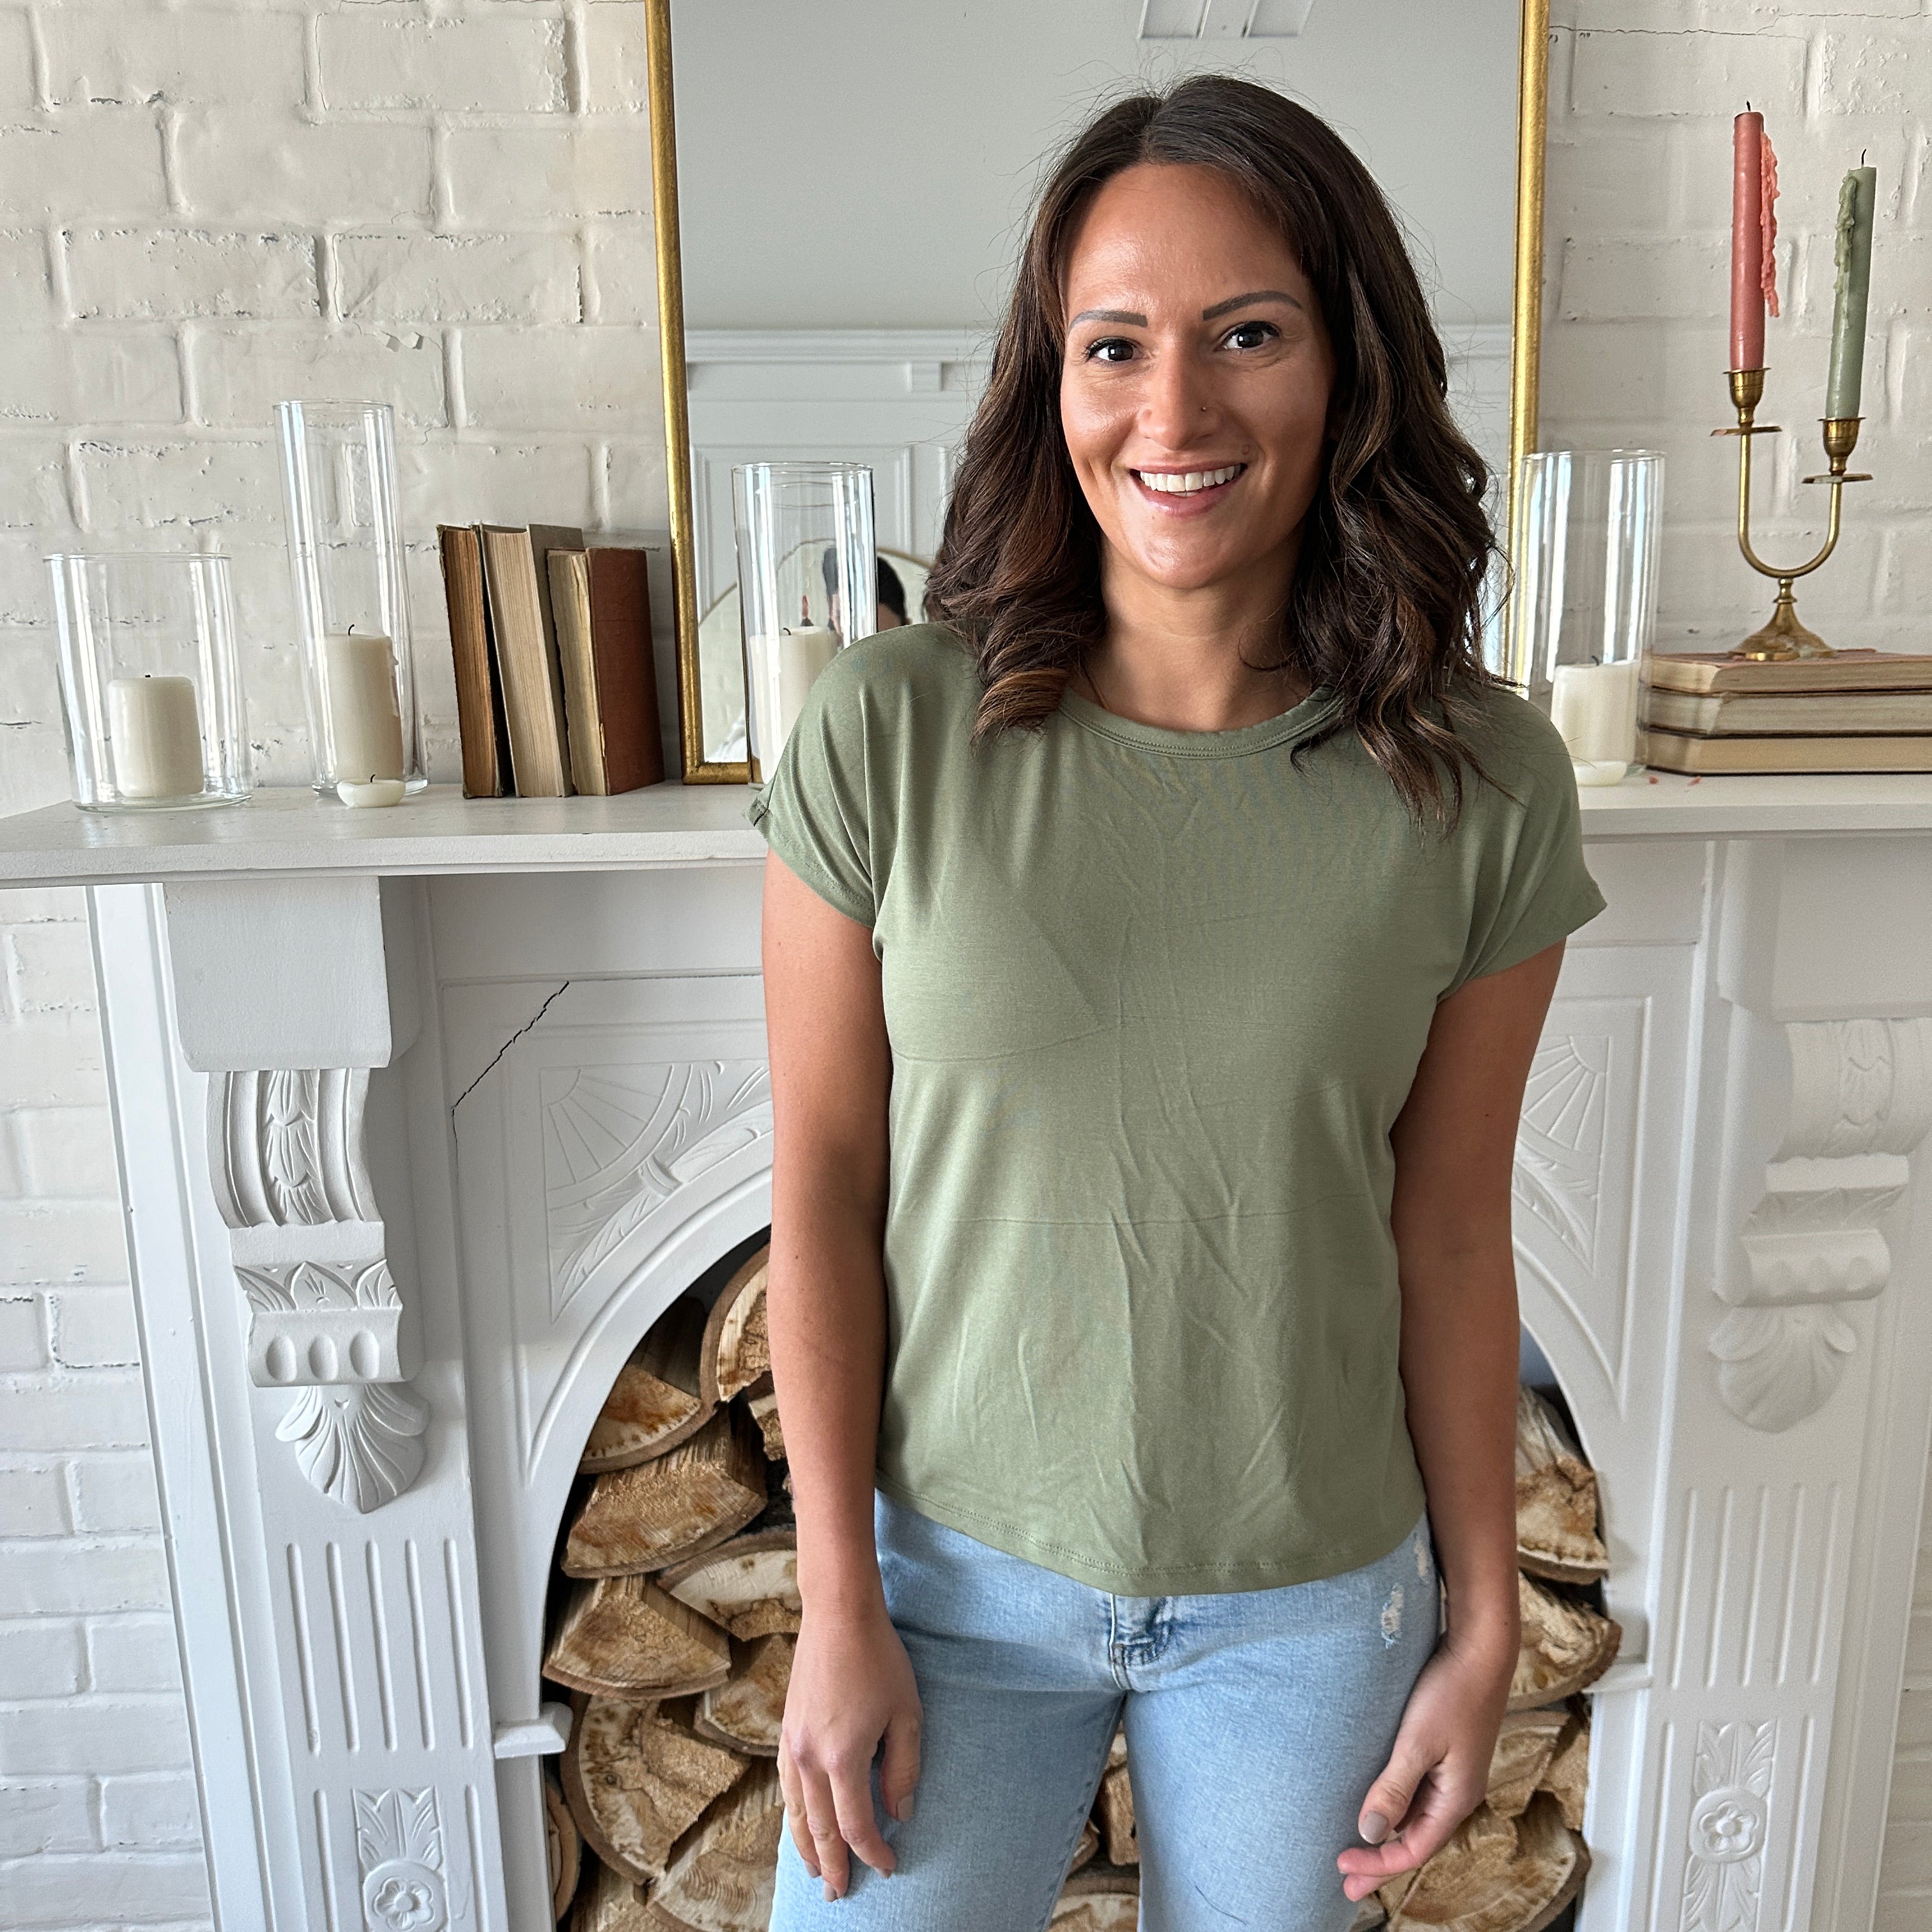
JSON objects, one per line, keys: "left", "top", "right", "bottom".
{"left": 565, "top": 1407, "right": 767, "bottom": 1579}
{"left": 572, "top": 1855, "right": 652, "bottom": 1932}
{"left": 1096, "top": 1759, "right": 1137, "bottom": 1867}
{"left": 659, "top": 1526, "right": 800, "bottom": 1641}
{"left": 1381, "top": 1794, "right": 1588, "bottom": 1932}
{"left": 693, "top": 1634, "right": 793, "bottom": 1757}
{"left": 581, "top": 1298, "right": 714, "bottom": 1474}
{"left": 1485, "top": 1708, "right": 1569, "bottom": 1820}
{"left": 1515, "top": 1388, "right": 1609, "bottom": 1584}
{"left": 648, "top": 1761, "right": 784, "bottom": 1932}
{"left": 1052, "top": 1862, "right": 1140, "bottom": 1929}
{"left": 546, "top": 1768, "right": 583, "bottom": 1919}
{"left": 1508, "top": 1574, "right": 1620, "bottom": 1711}
{"left": 1069, "top": 1817, "right": 1100, "bottom": 1876}
{"left": 701, "top": 1252, "right": 770, "bottom": 1407}
{"left": 745, "top": 1388, "right": 785, "bottom": 1462}
{"left": 1538, "top": 1710, "right": 1590, "bottom": 1832}
{"left": 562, "top": 1697, "right": 749, "bottom": 1884}
{"left": 545, "top": 1575, "right": 733, "bottom": 1699}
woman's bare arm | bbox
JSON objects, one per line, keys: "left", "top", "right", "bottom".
{"left": 762, "top": 852, "right": 921, "bottom": 1900}
{"left": 1338, "top": 939, "right": 1565, "bottom": 1898}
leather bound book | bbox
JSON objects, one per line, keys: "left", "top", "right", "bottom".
{"left": 546, "top": 546, "right": 664, "bottom": 796}
{"left": 477, "top": 523, "right": 584, "bottom": 797}
{"left": 1641, "top": 728, "right": 1932, "bottom": 774}
{"left": 1646, "top": 649, "right": 1932, "bottom": 697}
{"left": 437, "top": 525, "right": 505, "bottom": 799}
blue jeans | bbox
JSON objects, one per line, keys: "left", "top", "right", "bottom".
{"left": 770, "top": 1493, "right": 1439, "bottom": 1932}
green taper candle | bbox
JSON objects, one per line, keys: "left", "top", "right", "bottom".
{"left": 1825, "top": 165, "right": 1876, "bottom": 418}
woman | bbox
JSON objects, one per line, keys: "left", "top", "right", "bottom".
{"left": 749, "top": 75, "right": 1602, "bottom": 1932}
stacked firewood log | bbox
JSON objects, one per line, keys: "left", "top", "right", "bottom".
{"left": 546, "top": 1259, "right": 1616, "bottom": 1932}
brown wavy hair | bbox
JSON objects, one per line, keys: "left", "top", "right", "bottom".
{"left": 924, "top": 74, "right": 1501, "bottom": 823}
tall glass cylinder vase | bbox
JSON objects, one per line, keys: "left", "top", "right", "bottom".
{"left": 48, "top": 552, "right": 250, "bottom": 811}
{"left": 1506, "top": 448, "right": 1665, "bottom": 785}
{"left": 733, "top": 461, "right": 876, "bottom": 784}
{"left": 275, "top": 401, "right": 425, "bottom": 801}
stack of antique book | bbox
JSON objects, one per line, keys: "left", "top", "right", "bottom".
{"left": 437, "top": 523, "right": 665, "bottom": 799}
{"left": 1641, "top": 650, "right": 1932, "bottom": 774}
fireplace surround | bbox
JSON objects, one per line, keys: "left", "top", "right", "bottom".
{"left": 0, "top": 776, "right": 1928, "bottom": 1932}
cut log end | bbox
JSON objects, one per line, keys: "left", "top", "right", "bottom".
{"left": 1515, "top": 1387, "right": 1609, "bottom": 1584}
{"left": 546, "top": 1769, "right": 582, "bottom": 1920}
{"left": 1383, "top": 1793, "right": 1588, "bottom": 1932}
{"left": 648, "top": 1759, "right": 784, "bottom": 1932}
{"left": 544, "top": 1574, "right": 732, "bottom": 1701}
{"left": 693, "top": 1634, "right": 793, "bottom": 1758}
{"left": 702, "top": 1250, "right": 771, "bottom": 1407}
{"left": 572, "top": 1855, "right": 654, "bottom": 1932}
{"left": 581, "top": 1297, "right": 715, "bottom": 1474}
{"left": 1508, "top": 1574, "right": 1621, "bottom": 1712}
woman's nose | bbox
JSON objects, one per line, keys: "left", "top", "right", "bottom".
{"left": 1138, "top": 346, "right": 1216, "bottom": 448}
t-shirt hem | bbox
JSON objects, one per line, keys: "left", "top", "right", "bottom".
{"left": 747, "top": 787, "right": 875, "bottom": 928}
{"left": 875, "top": 1473, "right": 1426, "bottom": 1598}
{"left": 1449, "top": 877, "right": 1607, "bottom": 995}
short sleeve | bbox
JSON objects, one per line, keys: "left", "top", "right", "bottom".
{"left": 745, "top": 655, "right": 877, "bottom": 928}
{"left": 1448, "top": 706, "right": 1607, "bottom": 994}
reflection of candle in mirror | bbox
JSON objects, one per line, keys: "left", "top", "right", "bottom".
{"left": 107, "top": 674, "right": 204, "bottom": 799}
{"left": 746, "top": 627, "right": 840, "bottom": 769}
{"left": 1551, "top": 661, "right": 1639, "bottom": 785}
{"left": 323, "top": 631, "right": 405, "bottom": 792}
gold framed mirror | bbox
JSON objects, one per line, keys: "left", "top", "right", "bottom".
{"left": 645, "top": 0, "right": 1551, "bottom": 785}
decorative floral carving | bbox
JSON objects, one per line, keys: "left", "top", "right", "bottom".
{"left": 545, "top": 1061, "right": 774, "bottom": 1308}
{"left": 276, "top": 1380, "right": 428, "bottom": 1514}
{"left": 355, "top": 1788, "right": 448, "bottom": 1932}
{"left": 1712, "top": 1018, "right": 1932, "bottom": 1431}
{"left": 208, "top": 1068, "right": 377, "bottom": 1229}
{"left": 1681, "top": 1720, "right": 1775, "bottom": 1932}
{"left": 1514, "top": 1035, "right": 1609, "bottom": 1268}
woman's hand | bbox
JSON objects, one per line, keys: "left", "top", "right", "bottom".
{"left": 778, "top": 1598, "right": 924, "bottom": 1901}
{"left": 1335, "top": 1623, "right": 1516, "bottom": 1902}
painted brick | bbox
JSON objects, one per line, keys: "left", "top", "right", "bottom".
{"left": 1903, "top": 1686, "right": 1932, "bottom": 1753}
{"left": 43, "top": 8, "right": 305, "bottom": 109}
{"left": 0, "top": 11, "right": 31, "bottom": 114}
{"left": 63, "top": 229, "right": 320, "bottom": 323}
{"left": 1568, "top": 24, "right": 1805, "bottom": 121}
{"left": 401, "top": 438, "right": 599, "bottom": 530}
{"left": 0, "top": 1621, "right": 85, "bottom": 1699}
{"left": 0, "top": 1778, "right": 96, "bottom": 1857}
{"left": 1544, "top": 125, "right": 1676, "bottom": 233}
{"left": 0, "top": 1373, "right": 148, "bottom": 1453}
{"left": 70, "top": 1456, "right": 162, "bottom": 1537}
{"left": 84, "top": 1618, "right": 180, "bottom": 1696}
{"left": 0, "top": 1848, "right": 210, "bottom": 1922}
{"left": 579, "top": 1, "right": 652, "bottom": 114}
{"left": 185, "top": 323, "right": 447, "bottom": 430}
{"left": 174, "top": 112, "right": 435, "bottom": 225}
{"left": 0, "top": 1119, "right": 23, "bottom": 1195}
{"left": 584, "top": 224, "right": 661, "bottom": 325}
{"left": 443, "top": 126, "right": 656, "bottom": 226}
{"left": 0, "top": 231, "right": 59, "bottom": 332}
{"left": 15, "top": 1109, "right": 119, "bottom": 1202}
{"left": 98, "top": 1770, "right": 200, "bottom": 1850}
{"left": 0, "top": 1692, "right": 192, "bottom": 1775}
{"left": 71, "top": 440, "right": 283, "bottom": 535}
{"left": 604, "top": 443, "right": 668, "bottom": 527}
{"left": 0, "top": 1466, "right": 70, "bottom": 1538}
{"left": 318, "top": 10, "right": 567, "bottom": 114}
{"left": 0, "top": 331, "right": 184, "bottom": 429}
{"left": 335, "top": 232, "right": 582, "bottom": 325}
{"left": 0, "top": 1204, "right": 128, "bottom": 1287}
{"left": 458, "top": 326, "right": 664, "bottom": 431}
{"left": 5, "top": 924, "right": 99, "bottom": 1022}
{"left": 0, "top": 440, "right": 72, "bottom": 532}
{"left": 1892, "top": 1752, "right": 1932, "bottom": 1821}
{"left": 0, "top": 118, "right": 167, "bottom": 222}
{"left": 1816, "top": 26, "right": 1932, "bottom": 119}
{"left": 50, "top": 1288, "right": 140, "bottom": 1370}
{"left": 0, "top": 1023, "right": 107, "bottom": 1114}
{"left": 0, "top": 1298, "right": 47, "bottom": 1371}
{"left": 0, "top": 1540, "right": 170, "bottom": 1618}
{"left": 1558, "top": 236, "right": 1731, "bottom": 322}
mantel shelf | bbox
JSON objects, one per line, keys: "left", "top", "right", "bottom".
{"left": 1, "top": 774, "right": 1929, "bottom": 891}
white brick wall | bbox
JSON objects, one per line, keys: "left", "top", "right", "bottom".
{"left": 0, "top": 3, "right": 1928, "bottom": 1926}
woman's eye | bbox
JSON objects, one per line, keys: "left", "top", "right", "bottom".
{"left": 1224, "top": 321, "right": 1278, "bottom": 351}
{"left": 1084, "top": 337, "right": 1136, "bottom": 364}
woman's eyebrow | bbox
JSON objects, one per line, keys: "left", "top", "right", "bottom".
{"left": 1201, "top": 289, "right": 1302, "bottom": 320}
{"left": 1068, "top": 307, "right": 1147, "bottom": 326}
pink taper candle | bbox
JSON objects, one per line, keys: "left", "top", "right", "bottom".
{"left": 1731, "top": 111, "right": 1766, "bottom": 369}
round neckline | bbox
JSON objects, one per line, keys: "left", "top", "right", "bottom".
{"left": 1057, "top": 682, "right": 1340, "bottom": 758}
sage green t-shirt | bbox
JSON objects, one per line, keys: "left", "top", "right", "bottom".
{"left": 749, "top": 623, "right": 1604, "bottom": 1595}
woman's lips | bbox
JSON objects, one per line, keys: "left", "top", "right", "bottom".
{"left": 1128, "top": 462, "right": 1246, "bottom": 512}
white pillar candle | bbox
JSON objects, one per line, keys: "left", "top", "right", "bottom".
{"left": 746, "top": 626, "right": 840, "bottom": 768}
{"left": 323, "top": 631, "right": 406, "bottom": 791}
{"left": 107, "top": 674, "right": 204, "bottom": 801}
{"left": 1550, "top": 661, "right": 1640, "bottom": 773}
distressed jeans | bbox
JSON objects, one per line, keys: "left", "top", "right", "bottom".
{"left": 769, "top": 1492, "right": 1439, "bottom": 1932}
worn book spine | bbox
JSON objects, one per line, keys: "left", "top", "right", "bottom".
{"left": 549, "top": 548, "right": 608, "bottom": 797}
{"left": 477, "top": 524, "right": 571, "bottom": 798}
{"left": 437, "top": 525, "right": 503, "bottom": 798}
{"left": 1644, "top": 687, "right": 1932, "bottom": 737}
{"left": 586, "top": 548, "right": 666, "bottom": 795}
{"left": 1646, "top": 649, "right": 1932, "bottom": 698}
{"left": 1641, "top": 728, "right": 1932, "bottom": 774}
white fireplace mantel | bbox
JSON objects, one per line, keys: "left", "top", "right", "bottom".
{"left": 2, "top": 776, "right": 1930, "bottom": 1932}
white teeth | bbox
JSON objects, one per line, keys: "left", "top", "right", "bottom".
{"left": 1138, "top": 464, "right": 1239, "bottom": 494}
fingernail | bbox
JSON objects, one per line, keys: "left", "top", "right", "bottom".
{"left": 900, "top": 1795, "right": 916, "bottom": 1821}
{"left": 1361, "top": 1810, "right": 1390, "bottom": 1846}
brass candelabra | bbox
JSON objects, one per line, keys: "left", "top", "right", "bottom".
{"left": 1715, "top": 367, "right": 1871, "bottom": 660}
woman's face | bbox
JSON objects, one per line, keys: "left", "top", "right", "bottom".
{"left": 1059, "top": 163, "right": 1336, "bottom": 599}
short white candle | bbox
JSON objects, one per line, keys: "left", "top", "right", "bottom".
{"left": 746, "top": 625, "right": 840, "bottom": 767}
{"left": 107, "top": 674, "right": 204, "bottom": 801}
{"left": 1550, "top": 661, "right": 1640, "bottom": 769}
{"left": 323, "top": 631, "right": 406, "bottom": 788}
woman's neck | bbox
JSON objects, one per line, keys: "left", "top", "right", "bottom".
{"left": 1082, "top": 544, "right": 1309, "bottom": 732}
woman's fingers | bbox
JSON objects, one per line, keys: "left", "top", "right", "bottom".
{"left": 799, "top": 1761, "right": 852, "bottom": 1901}
{"left": 878, "top": 1705, "right": 923, "bottom": 1825}
{"left": 1337, "top": 1764, "right": 1487, "bottom": 1899}
{"left": 1355, "top": 1731, "right": 1433, "bottom": 1850}
{"left": 776, "top": 1742, "right": 820, "bottom": 1878}
{"left": 828, "top": 1749, "right": 898, "bottom": 1880}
